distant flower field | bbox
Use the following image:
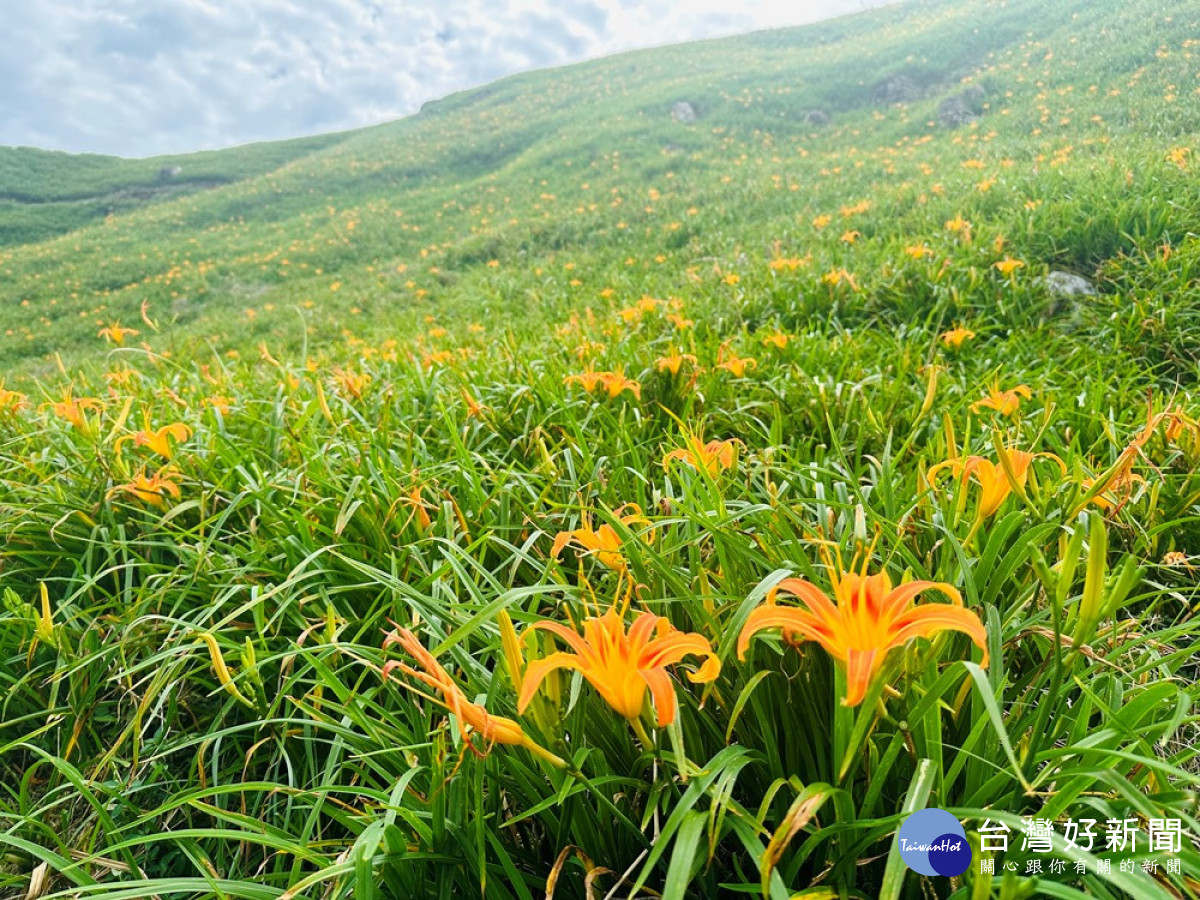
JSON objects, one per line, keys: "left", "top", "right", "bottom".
{"left": 2, "top": 0, "right": 1200, "bottom": 898}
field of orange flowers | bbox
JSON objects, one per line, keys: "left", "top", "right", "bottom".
{"left": 2, "top": 0, "right": 1200, "bottom": 898}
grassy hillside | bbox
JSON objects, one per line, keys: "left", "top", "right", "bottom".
{"left": 2, "top": 0, "right": 1200, "bottom": 898}
{"left": 0, "top": 135, "right": 345, "bottom": 247}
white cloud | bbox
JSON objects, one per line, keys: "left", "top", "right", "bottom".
{"left": 0, "top": 0, "right": 892, "bottom": 157}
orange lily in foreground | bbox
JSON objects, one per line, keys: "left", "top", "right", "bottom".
{"left": 115, "top": 417, "right": 192, "bottom": 460}
{"left": 738, "top": 566, "right": 987, "bottom": 706}
{"left": 46, "top": 390, "right": 103, "bottom": 430}
{"left": 664, "top": 436, "right": 741, "bottom": 478}
{"left": 928, "top": 447, "right": 1065, "bottom": 519}
{"left": 518, "top": 607, "right": 720, "bottom": 730}
{"left": 383, "top": 626, "right": 564, "bottom": 767}
{"left": 108, "top": 468, "right": 182, "bottom": 509}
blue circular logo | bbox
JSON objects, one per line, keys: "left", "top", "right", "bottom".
{"left": 897, "top": 809, "right": 971, "bottom": 876}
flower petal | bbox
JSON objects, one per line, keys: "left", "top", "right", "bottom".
{"left": 640, "top": 666, "right": 677, "bottom": 727}
{"left": 843, "top": 648, "right": 880, "bottom": 706}
{"left": 738, "top": 605, "right": 834, "bottom": 659}
{"left": 517, "top": 652, "right": 585, "bottom": 713}
{"left": 887, "top": 603, "right": 989, "bottom": 666}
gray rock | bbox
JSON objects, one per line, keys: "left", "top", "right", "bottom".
{"left": 1037, "top": 271, "right": 1097, "bottom": 297}
{"left": 804, "top": 109, "right": 830, "bottom": 127}
{"left": 671, "top": 101, "right": 697, "bottom": 124}
{"left": 938, "top": 96, "right": 979, "bottom": 128}
{"left": 873, "top": 75, "right": 918, "bottom": 105}
{"left": 960, "top": 83, "right": 987, "bottom": 104}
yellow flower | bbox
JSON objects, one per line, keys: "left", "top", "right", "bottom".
{"left": 945, "top": 215, "right": 973, "bottom": 242}
{"left": 716, "top": 346, "right": 757, "bottom": 378}
{"left": 940, "top": 327, "right": 976, "bottom": 348}
{"left": 761, "top": 331, "right": 791, "bottom": 350}
{"left": 115, "top": 415, "right": 191, "bottom": 460}
{"left": 332, "top": 367, "right": 370, "bottom": 400}
{"left": 822, "top": 268, "right": 859, "bottom": 290}
{"left": 738, "top": 564, "right": 987, "bottom": 706}
{"left": 667, "top": 313, "right": 695, "bottom": 330}
{"left": 109, "top": 468, "right": 182, "bottom": 509}
{"left": 993, "top": 257, "right": 1025, "bottom": 277}
{"left": 46, "top": 390, "right": 103, "bottom": 430}
{"left": 565, "top": 370, "right": 641, "bottom": 400}
{"left": 98, "top": 322, "right": 139, "bottom": 346}
{"left": 518, "top": 607, "right": 720, "bottom": 727}
{"left": 971, "top": 380, "right": 1032, "bottom": 417}
{"left": 663, "top": 436, "right": 741, "bottom": 478}
{"left": 768, "top": 257, "right": 808, "bottom": 271}
{"left": 655, "top": 352, "right": 697, "bottom": 376}
{"left": 551, "top": 505, "right": 649, "bottom": 573}
{"left": 404, "top": 485, "right": 434, "bottom": 532}
{"left": 204, "top": 395, "right": 233, "bottom": 414}
{"left": 928, "top": 447, "right": 1064, "bottom": 519}
{"left": 383, "top": 626, "right": 564, "bottom": 766}
{"left": 904, "top": 245, "right": 933, "bottom": 259}
{"left": 461, "top": 387, "right": 487, "bottom": 418}
{"left": 0, "top": 386, "right": 28, "bottom": 416}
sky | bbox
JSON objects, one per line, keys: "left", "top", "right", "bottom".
{"left": 0, "top": 0, "right": 894, "bottom": 159}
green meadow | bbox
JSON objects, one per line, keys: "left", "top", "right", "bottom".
{"left": 2, "top": 0, "right": 1200, "bottom": 897}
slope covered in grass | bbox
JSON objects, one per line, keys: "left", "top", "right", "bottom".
{"left": 1, "top": 0, "right": 1200, "bottom": 898}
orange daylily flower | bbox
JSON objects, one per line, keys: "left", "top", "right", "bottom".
{"left": 1075, "top": 410, "right": 1161, "bottom": 512}
{"left": 46, "top": 390, "right": 103, "bottom": 430}
{"left": 0, "top": 386, "right": 28, "bottom": 415}
{"left": 1080, "top": 471, "right": 1145, "bottom": 511}
{"left": 461, "top": 387, "right": 487, "bottom": 418}
{"left": 518, "top": 607, "right": 720, "bottom": 727}
{"left": 945, "top": 215, "right": 973, "bottom": 242}
{"left": 761, "top": 331, "right": 791, "bottom": 350}
{"left": 738, "top": 564, "right": 987, "bottom": 706}
{"left": 551, "top": 505, "right": 650, "bottom": 573}
{"left": 98, "top": 322, "right": 139, "bottom": 346}
{"left": 115, "top": 416, "right": 191, "bottom": 460}
{"left": 332, "top": 367, "right": 370, "bottom": 400}
{"left": 382, "top": 626, "right": 564, "bottom": 767}
{"left": 928, "top": 447, "right": 1065, "bottom": 519}
{"left": 663, "top": 436, "right": 742, "bottom": 478}
{"left": 940, "top": 327, "right": 976, "bottom": 348}
{"left": 667, "top": 313, "right": 695, "bottom": 330}
{"left": 716, "top": 346, "right": 757, "bottom": 378}
{"left": 404, "top": 485, "right": 434, "bottom": 531}
{"left": 993, "top": 257, "right": 1026, "bottom": 277}
{"left": 109, "top": 468, "right": 182, "bottom": 509}
{"left": 768, "top": 257, "right": 808, "bottom": 271}
{"left": 822, "top": 267, "right": 859, "bottom": 290}
{"left": 565, "top": 370, "right": 641, "bottom": 400}
{"left": 655, "top": 352, "right": 698, "bottom": 376}
{"left": 204, "top": 395, "right": 233, "bottom": 415}
{"left": 971, "top": 380, "right": 1032, "bottom": 417}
